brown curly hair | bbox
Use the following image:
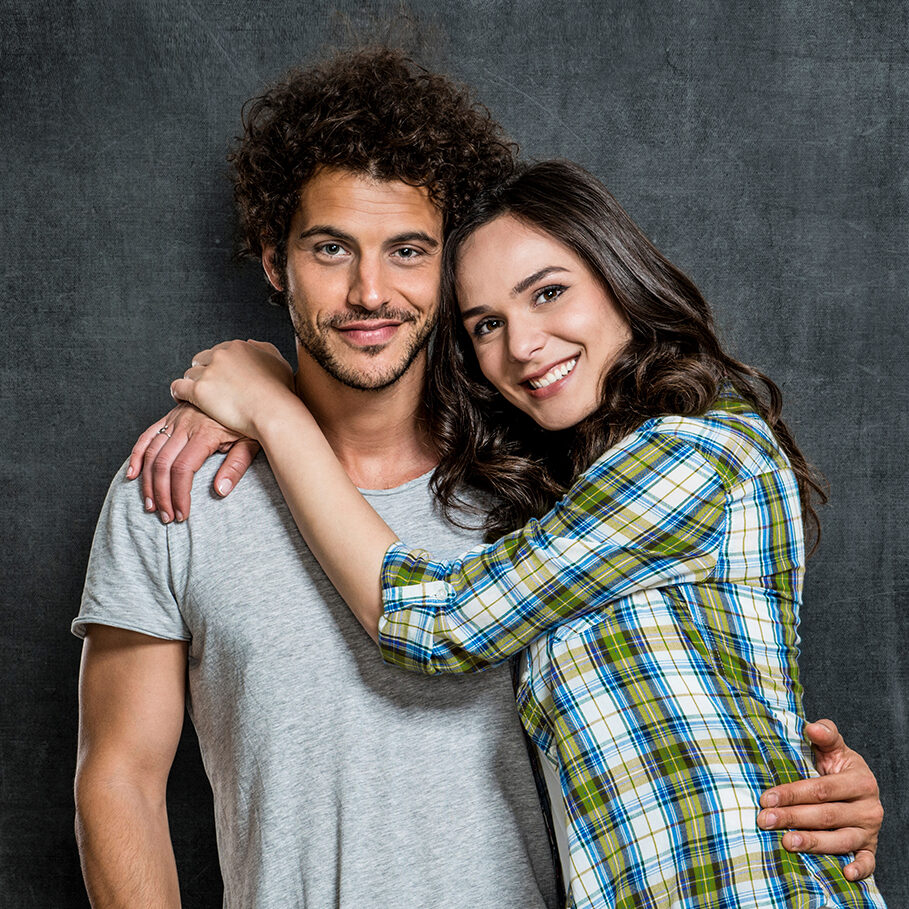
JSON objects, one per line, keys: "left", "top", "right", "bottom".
{"left": 428, "top": 161, "right": 827, "bottom": 550}
{"left": 229, "top": 47, "right": 517, "bottom": 288}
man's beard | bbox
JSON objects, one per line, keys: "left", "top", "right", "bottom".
{"left": 288, "top": 295, "right": 436, "bottom": 391}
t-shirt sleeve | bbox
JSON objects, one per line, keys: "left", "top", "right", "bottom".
{"left": 377, "top": 427, "right": 727, "bottom": 674}
{"left": 72, "top": 463, "right": 190, "bottom": 642}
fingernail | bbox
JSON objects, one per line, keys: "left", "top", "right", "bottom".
{"left": 217, "top": 479, "right": 233, "bottom": 495}
{"left": 126, "top": 464, "right": 135, "bottom": 479}
{"left": 175, "top": 510, "right": 185, "bottom": 523}
{"left": 788, "top": 833, "right": 803, "bottom": 848}
{"left": 762, "top": 792, "right": 779, "bottom": 808}
{"left": 160, "top": 512, "right": 171, "bottom": 524}
{"left": 145, "top": 498, "right": 155, "bottom": 512}
{"left": 759, "top": 811, "right": 777, "bottom": 828}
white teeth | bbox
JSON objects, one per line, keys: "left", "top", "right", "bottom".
{"left": 527, "top": 358, "right": 577, "bottom": 389}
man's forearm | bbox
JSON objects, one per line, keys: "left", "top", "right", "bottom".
{"left": 75, "top": 771, "right": 181, "bottom": 908}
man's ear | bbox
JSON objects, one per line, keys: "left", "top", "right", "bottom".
{"left": 262, "top": 245, "right": 284, "bottom": 292}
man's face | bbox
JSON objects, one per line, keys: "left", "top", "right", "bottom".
{"left": 264, "top": 168, "right": 444, "bottom": 391}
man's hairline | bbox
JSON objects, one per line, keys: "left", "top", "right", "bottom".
{"left": 262, "top": 164, "right": 447, "bottom": 258}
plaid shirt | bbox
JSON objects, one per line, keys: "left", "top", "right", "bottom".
{"left": 378, "top": 391, "right": 886, "bottom": 909}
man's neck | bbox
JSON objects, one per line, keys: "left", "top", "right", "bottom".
{"left": 293, "top": 349, "right": 438, "bottom": 490}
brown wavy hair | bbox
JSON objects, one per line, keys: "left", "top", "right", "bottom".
{"left": 428, "top": 160, "right": 827, "bottom": 549}
{"left": 229, "top": 47, "right": 516, "bottom": 294}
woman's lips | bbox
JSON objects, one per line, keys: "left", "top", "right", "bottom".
{"left": 522, "top": 356, "right": 579, "bottom": 398}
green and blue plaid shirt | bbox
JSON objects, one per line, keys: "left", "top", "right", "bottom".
{"left": 378, "top": 391, "right": 886, "bottom": 908}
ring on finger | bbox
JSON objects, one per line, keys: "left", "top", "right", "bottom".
{"left": 157, "top": 423, "right": 173, "bottom": 438}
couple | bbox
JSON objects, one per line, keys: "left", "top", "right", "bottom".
{"left": 76, "top": 49, "right": 885, "bottom": 908}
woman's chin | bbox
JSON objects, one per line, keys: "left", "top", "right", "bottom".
{"left": 524, "top": 407, "right": 586, "bottom": 433}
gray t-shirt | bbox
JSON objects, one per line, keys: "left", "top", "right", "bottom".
{"left": 74, "top": 457, "right": 557, "bottom": 909}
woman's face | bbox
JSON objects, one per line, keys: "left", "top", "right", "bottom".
{"left": 456, "top": 214, "right": 631, "bottom": 431}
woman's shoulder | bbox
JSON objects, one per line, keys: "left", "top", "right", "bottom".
{"left": 606, "top": 387, "right": 791, "bottom": 490}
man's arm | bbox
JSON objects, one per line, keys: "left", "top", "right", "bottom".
{"left": 75, "top": 625, "right": 188, "bottom": 908}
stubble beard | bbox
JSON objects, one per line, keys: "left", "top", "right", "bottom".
{"left": 288, "top": 293, "right": 437, "bottom": 392}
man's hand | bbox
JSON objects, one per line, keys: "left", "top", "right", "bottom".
{"left": 757, "top": 719, "right": 882, "bottom": 881}
{"left": 127, "top": 402, "right": 259, "bottom": 524}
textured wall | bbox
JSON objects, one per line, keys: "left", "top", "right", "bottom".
{"left": 1, "top": 0, "right": 905, "bottom": 904}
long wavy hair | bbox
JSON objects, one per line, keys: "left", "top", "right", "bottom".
{"left": 427, "top": 160, "right": 826, "bottom": 548}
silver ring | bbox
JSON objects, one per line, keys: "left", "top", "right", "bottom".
{"left": 157, "top": 424, "right": 172, "bottom": 438}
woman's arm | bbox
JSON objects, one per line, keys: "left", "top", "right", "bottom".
{"left": 171, "top": 341, "right": 397, "bottom": 640}
{"left": 378, "top": 428, "right": 731, "bottom": 672}
{"left": 252, "top": 396, "right": 396, "bottom": 641}
{"left": 172, "top": 341, "right": 731, "bottom": 655}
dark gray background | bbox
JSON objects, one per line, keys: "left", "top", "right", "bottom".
{"left": 2, "top": 0, "right": 906, "bottom": 904}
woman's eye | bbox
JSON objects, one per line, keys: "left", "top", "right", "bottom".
{"left": 472, "top": 318, "right": 503, "bottom": 337}
{"left": 532, "top": 284, "right": 566, "bottom": 305}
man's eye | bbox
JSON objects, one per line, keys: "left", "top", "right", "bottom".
{"left": 532, "top": 284, "right": 566, "bottom": 305}
{"left": 394, "top": 247, "right": 421, "bottom": 260}
{"left": 317, "top": 243, "right": 346, "bottom": 257}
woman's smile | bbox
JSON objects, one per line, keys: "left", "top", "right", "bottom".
{"left": 521, "top": 355, "right": 579, "bottom": 396}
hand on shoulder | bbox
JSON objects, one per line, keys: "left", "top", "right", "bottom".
{"left": 127, "top": 402, "right": 259, "bottom": 524}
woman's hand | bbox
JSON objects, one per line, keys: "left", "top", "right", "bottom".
{"left": 170, "top": 340, "right": 296, "bottom": 440}
{"left": 757, "top": 719, "right": 882, "bottom": 881}
{"left": 127, "top": 403, "right": 260, "bottom": 523}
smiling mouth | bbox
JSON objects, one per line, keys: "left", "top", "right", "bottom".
{"left": 524, "top": 357, "right": 578, "bottom": 390}
{"left": 335, "top": 322, "right": 403, "bottom": 346}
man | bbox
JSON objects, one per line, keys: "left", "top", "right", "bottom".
{"left": 74, "top": 48, "right": 881, "bottom": 907}
{"left": 74, "top": 48, "right": 558, "bottom": 909}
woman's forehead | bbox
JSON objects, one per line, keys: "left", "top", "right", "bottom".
{"left": 455, "top": 216, "right": 583, "bottom": 307}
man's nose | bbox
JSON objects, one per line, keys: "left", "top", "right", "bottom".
{"left": 347, "top": 256, "right": 390, "bottom": 311}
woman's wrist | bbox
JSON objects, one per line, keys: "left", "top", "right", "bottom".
{"left": 250, "top": 388, "right": 317, "bottom": 445}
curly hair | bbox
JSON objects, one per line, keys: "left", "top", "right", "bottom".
{"left": 427, "top": 160, "right": 827, "bottom": 549}
{"left": 229, "top": 47, "right": 516, "bottom": 285}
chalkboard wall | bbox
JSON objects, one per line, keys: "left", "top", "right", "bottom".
{"left": 2, "top": 0, "right": 906, "bottom": 904}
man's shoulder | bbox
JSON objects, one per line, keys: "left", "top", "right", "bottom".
{"left": 174, "top": 451, "right": 279, "bottom": 517}
{"left": 75, "top": 452, "right": 287, "bottom": 641}
{"left": 81, "top": 453, "right": 284, "bottom": 580}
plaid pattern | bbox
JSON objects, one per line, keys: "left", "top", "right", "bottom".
{"left": 379, "top": 391, "right": 886, "bottom": 909}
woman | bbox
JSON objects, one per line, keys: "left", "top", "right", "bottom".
{"left": 144, "top": 162, "right": 885, "bottom": 907}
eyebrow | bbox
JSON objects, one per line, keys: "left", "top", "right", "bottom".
{"left": 512, "top": 266, "right": 569, "bottom": 295}
{"left": 297, "top": 224, "right": 357, "bottom": 244}
{"left": 296, "top": 226, "right": 440, "bottom": 249}
{"left": 387, "top": 231, "right": 441, "bottom": 248}
{"left": 460, "top": 265, "right": 570, "bottom": 321}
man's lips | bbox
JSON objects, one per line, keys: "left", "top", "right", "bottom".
{"left": 335, "top": 321, "right": 402, "bottom": 346}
